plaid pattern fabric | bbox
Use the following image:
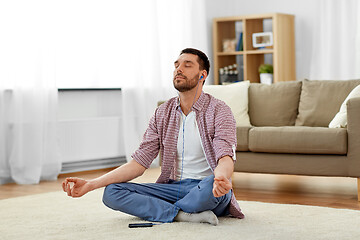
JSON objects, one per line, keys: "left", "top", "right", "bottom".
{"left": 132, "top": 91, "right": 244, "bottom": 219}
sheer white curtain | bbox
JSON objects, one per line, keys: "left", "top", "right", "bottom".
{"left": 0, "top": 1, "right": 61, "bottom": 184}
{"left": 121, "top": 0, "right": 209, "bottom": 163}
{"left": 309, "top": 0, "right": 360, "bottom": 79}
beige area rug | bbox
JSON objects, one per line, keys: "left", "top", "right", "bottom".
{"left": 1, "top": 189, "right": 359, "bottom": 240}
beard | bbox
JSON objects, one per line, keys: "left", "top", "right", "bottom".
{"left": 173, "top": 73, "right": 200, "bottom": 92}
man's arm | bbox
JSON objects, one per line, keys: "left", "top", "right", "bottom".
{"left": 62, "top": 159, "right": 146, "bottom": 198}
{"left": 211, "top": 101, "right": 236, "bottom": 198}
{"left": 212, "top": 156, "right": 234, "bottom": 198}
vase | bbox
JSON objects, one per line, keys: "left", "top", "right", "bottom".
{"left": 260, "top": 73, "right": 273, "bottom": 85}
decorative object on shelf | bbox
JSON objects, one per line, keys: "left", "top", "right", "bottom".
{"left": 258, "top": 64, "right": 273, "bottom": 85}
{"left": 222, "top": 39, "right": 237, "bottom": 52}
{"left": 252, "top": 32, "right": 273, "bottom": 48}
{"left": 219, "top": 64, "right": 238, "bottom": 84}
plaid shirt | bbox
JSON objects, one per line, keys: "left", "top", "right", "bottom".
{"left": 132, "top": 91, "right": 244, "bottom": 219}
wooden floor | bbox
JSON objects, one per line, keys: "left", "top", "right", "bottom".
{"left": 1, "top": 167, "right": 359, "bottom": 210}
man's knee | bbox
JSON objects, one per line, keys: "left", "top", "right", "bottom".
{"left": 197, "top": 175, "right": 232, "bottom": 205}
{"left": 102, "top": 184, "right": 115, "bottom": 208}
{"left": 197, "top": 175, "right": 216, "bottom": 198}
{"left": 102, "top": 183, "right": 127, "bottom": 209}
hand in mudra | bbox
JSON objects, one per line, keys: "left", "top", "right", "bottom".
{"left": 62, "top": 177, "right": 91, "bottom": 198}
{"left": 212, "top": 175, "right": 232, "bottom": 197}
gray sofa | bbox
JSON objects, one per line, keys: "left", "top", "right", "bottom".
{"left": 235, "top": 79, "right": 360, "bottom": 201}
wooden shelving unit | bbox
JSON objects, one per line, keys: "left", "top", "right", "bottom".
{"left": 213, "top": 13, "right": 296, "bottom": 84}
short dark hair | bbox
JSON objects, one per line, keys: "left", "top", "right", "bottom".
{"left": 180, "top": 48, "right": 210, "bottom": 75}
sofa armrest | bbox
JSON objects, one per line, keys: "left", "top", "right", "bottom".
{"left": 347, "top": 97, "right": 360, "bottom": 176}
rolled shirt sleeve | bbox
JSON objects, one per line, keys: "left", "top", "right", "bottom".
{"left": 213, "top": 102, "right": 237, "bottom": 163}
{"left": 131, "top": 111, "right": 160, "bottom": 169}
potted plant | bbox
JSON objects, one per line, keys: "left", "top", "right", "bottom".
{"left": 258, "top": 64, "right": 273, "bottom": 85}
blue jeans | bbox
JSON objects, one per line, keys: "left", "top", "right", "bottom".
{"left": 102, "top": 175, "right": 231, "bottom": 223}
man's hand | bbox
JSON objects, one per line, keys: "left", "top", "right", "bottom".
{"left": 212, "top": 175, "right": 232, "bottom": 198}
{"left": 213, "top": 155, "right": 234, "bottom": 197}
{"left": 62, "top": 177, "right": 93, "bottom": 198}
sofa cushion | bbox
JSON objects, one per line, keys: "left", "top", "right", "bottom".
{"left": 203, "top": 81, "right": 251, "bottom": 127}
{"left": 329, "top": 85, "right": 360, "bottom": 128}
{"left": 295, "top": 79, "right": 360, "bottom": 127}
{"left": 248, "top": 81, "right": 302, "bottom": 126}
{"left": 248, "top": 126, "right": 347, "bottom": 155}
{"left": 236, "top": 126, "right": 252, "bottom": 151}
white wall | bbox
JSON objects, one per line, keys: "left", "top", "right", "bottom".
{"left": 204, "top": 0, "right": 319, "bottom": 84}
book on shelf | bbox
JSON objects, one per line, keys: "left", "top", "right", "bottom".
{"left": 236, "top": 32, "right": 243, "bottom": 51}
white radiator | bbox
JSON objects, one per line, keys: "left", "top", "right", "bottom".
{"left": 58, "top": 117, "right": 126, "bottom": 173}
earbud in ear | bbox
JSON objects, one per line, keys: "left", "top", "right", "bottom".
{"left": 200, "top": 76, "right": 203, "bottom": 80}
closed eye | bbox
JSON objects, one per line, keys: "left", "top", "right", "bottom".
{"left": 184, "top": 60, "right": 194, "bottom": 67}
{"left": 174, "top": 60, "right": 195, "bottom": 69}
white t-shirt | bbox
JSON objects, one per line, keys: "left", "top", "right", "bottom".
{"left": 175, "top": 111, "right": 213, "bottom": 180}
